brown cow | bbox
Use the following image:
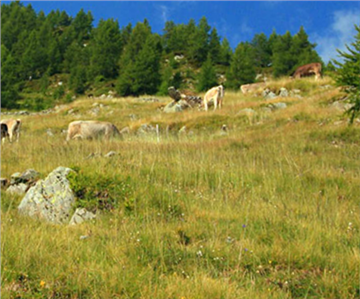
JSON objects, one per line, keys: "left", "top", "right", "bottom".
{"left": 203, "top": 85, "right": 224, "bottom": 111}
{"left": 0, "top": 119, "right": 21, "bottom": 142}
{"left": 1, "top": 123, "right": 9, "bottom": 144}
{"left": 292, "top": 63, "right": 322, "bottom": 80}
{"left": 66, "top": 120, "right": 121, "bottom": 141}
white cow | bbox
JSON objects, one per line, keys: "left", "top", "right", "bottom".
{"left": 203, "top": 85, "right": 224, "bottom": 111}
{"left": 66, "top": 120, "right": 121, "bottom": 141}
{"left": 0, "top": 119, "right": 21, "bottom": 143}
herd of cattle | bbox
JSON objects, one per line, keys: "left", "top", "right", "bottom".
{"left": 1, "top": 62, "right": 321, "bottom": 143}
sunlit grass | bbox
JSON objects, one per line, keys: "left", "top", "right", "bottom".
{"left": 1, "top": 77, "right": 360, "bottom": 298}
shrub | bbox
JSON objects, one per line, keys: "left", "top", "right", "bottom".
{"left": 67, "top": 170, "right": 133, "bottom": 213}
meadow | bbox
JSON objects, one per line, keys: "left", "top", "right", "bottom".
{"left": 1, "top": 77, "right": 360, "bottom": 298}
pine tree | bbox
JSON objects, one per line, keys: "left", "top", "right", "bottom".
{"left": 131, "top": 35, "right": 162, "bottom": 95}
{"left": 117, "top": 22, "right": 161, "bottom": 96}
{"left": 1, "top": 45, "right": 19, "bottom": 108}
{"left": 90, "top": 18, "right": 122, "bottom": 79}
{"left": 208, "top": 28, "right": 221, "bottom": 63}
{"left": 251, "top": 33, "right": 271, "bottom": 68}
{"left": 290, "top": 26, "right": 322, "bottom": 71}
{"left": 226, "top": 42, "right": 256, "bottom": 89}
{"left": 20, "top": 30, "right": 47, "bottom": 79}
{"left": 272, "top": 31, "right": 294, "bottom": 77}
{"left": 333, "top": 24, "right": 360, "bottom": 123}
{"left": 189, "top": 17, "right": 211, "bottom": 64}
{"left": 197, "top": 54, "right": 218, "bottom": 92}
{"left": 219, "top": 38, "right": 232, "bottom": 66}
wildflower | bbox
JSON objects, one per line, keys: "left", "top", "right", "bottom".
{"left": 40, "top": 280, "right": 46, "bottom": 288}
{"left": 269, "top": 260, "right": 272, "bottom": 264}
{"left": 244, "top": 248, "right": 248, "bottom": 252}
{"left": 196, "top": 250, "right": 203, "bottom": 257}
{"left": 242, "top": 224, "right": 246, "bottom": 228}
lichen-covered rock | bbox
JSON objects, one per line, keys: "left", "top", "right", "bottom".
{"left": 7, "top": 183, "right": 28, "bottom": 195}
{"left": 268, "top": 102, "right": 287, "bottom": 110}
{"left": 18, "top": 167, "right": 75, "bottom": 224}
{"left": 279, "top": 87, "right": 289, "bottom": 97}
{"left": 10, "top": 169, "right": 39, "bottom": 185}
{"left": 163, "top": 100, "right": 191, "bottom": 113}
{"left": 69, "top": 208, "right": 96, "bottom": 225}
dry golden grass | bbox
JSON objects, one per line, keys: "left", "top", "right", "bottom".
{"left": 1, "top": 76, "right": 360, "bottom": 298}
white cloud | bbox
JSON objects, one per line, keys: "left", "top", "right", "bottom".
{"left": 313, "top": 9, "right": 360, "bottom": 63}
{"left": 158, "top": 5, "right": 169, "bottom": 24}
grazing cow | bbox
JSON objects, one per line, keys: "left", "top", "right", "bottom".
{"left": 1, "top": 123, "right": 9, "bottom": 143}
{"left": 203, "top": 85, "right": 224, "bottom": 111}
{"left": 240, "top": 82, "right": 267, "bottom": 95}
{"left": 292, "top": 63, "right": 322, "bottom": 80}
{"left": 0, "top": 119, "right": 21, "bottom": 142}
{"left": 66, "top": 120, "right": 121, "bottom": 141}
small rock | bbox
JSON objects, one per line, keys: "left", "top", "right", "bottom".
{"left": 6, "top": 183, "right": 28, "bottom": 195}
{"left": 137, "top": 124, "right": 157, "bottom": 136}
{"left": 89, "top": 106, "right": 100, "bottom": 116}
{"left": 105, "top": 151, "right": 117, "bottom": 158}
{"left": 269, "top": 102, "right": 287, "bottom": 110}
{"left": 279, "top": 87, "right": 289, "bottom": 97}
{"left": 10, "top": 172, "right": 22, "bottom": 185}
{"left": 69, "top": 208, "right": 96, "bottom": 225}
{"left": 46, "top": 129, "right": 54, "bottom": 137}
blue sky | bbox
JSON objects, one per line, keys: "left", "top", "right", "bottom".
{"left": 11, "top": 1, "right": 360, "bottom": 63}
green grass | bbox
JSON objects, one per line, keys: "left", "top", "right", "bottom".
{"left": 1, "top": 77, "right": 360, "bottom": 298}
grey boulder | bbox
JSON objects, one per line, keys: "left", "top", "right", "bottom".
{"left": 18, "top": 167, "right": 75, "bottom": 224}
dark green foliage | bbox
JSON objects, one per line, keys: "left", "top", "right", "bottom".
{"left": 219, "top": 38, "right": 232, "bottom": 66}
{"left": 251, "top": 33, "right": 271, "bottom": 68}
{"left": 67, "top": 170, "right": 133, "bottom": 212}
{"left": 70, "top": 65, "right": 87, "bottom": 94}
{"left": 1, "top": 1, "right": 324, "bottom": 106}
{"left": 90, "top": 18, "right": 122, "bottom": 79}
{"left": 158, "top": 67, "right": 183, "bottom": 96}
{"left": 290, "top": 26, "right": 322, "bottom": 71}
{"left": 272, "top": 31, "right": 295, "bottom": 78}
{"left": 333, "top": 24, "right": 360, "bottom": 123}
{"left": 197, "top": 54, "right": 218, "bottom": 92}
{"left": 226, "top": 42, "right": 256, "bottom": 89}
{"left": 40, "top": 71, "right": 50, "bottom": 95}
{"left": 116, "top": 22, "right": 162, "bottom": 96}
{"left": 326, "top": 61, "right": 336, "bottom": 72}
{"left": 23, "top": 96, "right": 54, "bottom": 111}
{"left": 208, "top": 28, "right": 222, "bottom": 63}
{"left": 273, "top": 27, "right": 322, "bottom": 77}
{"left": 1, "top": 45, "right": 20, "bottom": 109}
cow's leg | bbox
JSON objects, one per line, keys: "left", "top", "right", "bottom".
{"left": 204, "top": 100, "right": 208, "bottom": 111}
{"left": 213, "top": 96, "right": 218, "bottom": 111}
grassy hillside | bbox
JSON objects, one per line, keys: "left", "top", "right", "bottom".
{"left": 1, "top": 77, "right": 360, "bottom": 298}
